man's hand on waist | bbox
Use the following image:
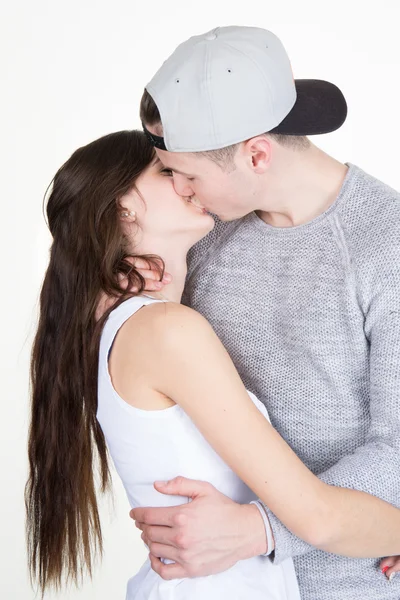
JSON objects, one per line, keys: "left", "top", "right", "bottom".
{"left": 130, "top": 476, "right": 268, "bottom": 580}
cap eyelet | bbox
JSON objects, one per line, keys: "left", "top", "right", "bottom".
{"left": 175, "top": 78, "right": 180, "bottom": 83}
{"left": 227, "top": 69, "right": 232, "bottom": 73}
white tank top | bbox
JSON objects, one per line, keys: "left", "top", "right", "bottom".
{"left": 97, "top": 296, "right": 300, "bottom": 600}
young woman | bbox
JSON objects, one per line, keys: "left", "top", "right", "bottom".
{"left": 26, "top": 130, "right": 400, "bottom": 599}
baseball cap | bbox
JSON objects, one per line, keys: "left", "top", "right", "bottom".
{"left": 143, "top": 26, "right": 347, "bottom": 152}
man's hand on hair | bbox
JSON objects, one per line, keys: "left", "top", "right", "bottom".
{"left": 95, "top": 257, "right": 172, "bottom": 321}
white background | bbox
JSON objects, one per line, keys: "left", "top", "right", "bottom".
{"left": 1, "top": 0, "right": 399, "bottom": 598}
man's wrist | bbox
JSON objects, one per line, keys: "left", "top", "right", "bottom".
{"left": 250, "top": 500, "right": 275, "bottom": 556}
{"left": 238, "top": 502, "right": 270, "bottom": 560}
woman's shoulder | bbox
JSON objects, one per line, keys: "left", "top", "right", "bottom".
{"left": 138, "top": 300, "right": 213, "bottom": 342}
{"left": 120, "top": 299, "right": 214, "bottom": 353}
{"left": 115, "top": 300, "right": 219, "bottom": 392}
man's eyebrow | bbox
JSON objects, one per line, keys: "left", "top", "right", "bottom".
{"left": 165, "top": 166, "right": 195, "bottom": 177}
{"left": 152, "top": 155, "right": 194, "bottom": 177}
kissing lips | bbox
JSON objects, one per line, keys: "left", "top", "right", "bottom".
{"left": 186, "top": 197, "right": 208, "bottom": 214}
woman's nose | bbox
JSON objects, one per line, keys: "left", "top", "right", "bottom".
{"left": 173, "top": 174, "right": 194, "bottom": 197}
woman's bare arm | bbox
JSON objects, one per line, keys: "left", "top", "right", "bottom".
{"left": 120, "top": 301, "right": 400, "bottom": 558}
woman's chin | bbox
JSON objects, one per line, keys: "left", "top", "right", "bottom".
{"left": 186, "top": 213, "right": 215, "bottom": 242}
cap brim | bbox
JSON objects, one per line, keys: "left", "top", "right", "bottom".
{"left": 270, "top": 79, "right": 347, "bottom": 136}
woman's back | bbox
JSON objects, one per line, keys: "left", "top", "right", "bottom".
{"left": 97, "top": 296, "right": 300, "bottom": 600}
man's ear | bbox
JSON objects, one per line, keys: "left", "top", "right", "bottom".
{"left": 243, "top": 135, "right": 272, "bottom": 174}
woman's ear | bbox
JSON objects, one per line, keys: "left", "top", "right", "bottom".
{"left": 119, "top": 209, "right": 137, "bottom": 222}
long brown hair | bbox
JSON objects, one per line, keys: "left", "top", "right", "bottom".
{"left": 25, "top": 130, "right": 163, "bottom": 595}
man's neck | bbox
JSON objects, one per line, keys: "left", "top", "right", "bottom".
{"left": 257, "top": 144, "right": 348, "bottom": 228}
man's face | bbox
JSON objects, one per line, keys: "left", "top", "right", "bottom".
{"left": 154, "top": 147, "right": 257, "bottom": 222}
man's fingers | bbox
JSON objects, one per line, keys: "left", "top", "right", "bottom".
{"left": 149, "top": 553, "right": 186, "bottom": 580}
{"left": 119, "top": 269, "right": 171, "bottom": 292}
{"left": 130, "top": 506, "right": 181, "bottom": 527}
{"left": 147, "top": 542, "right": 180, "bottom": 562}
{"left": 129, "top": 257, "right": 163, "bottom": 270}
{"left": 125, "top": 257, "right": 172, "bottom": 280}
{"left": 117, "top": 272, "right": 170, "bottom": 293}
{"left": 144, "top": 280, "right": 165, "bottom": 292}
{"left": 95, "top": 259, "right": 172, "bottom": 322}
{"left": 142, "top": 273, "right": 172, "bottom": 291}
{"left": 116, "top": 276, "right": 167, "bottom": 292}
{"left": 154, "top": 476, "right": 215, "bottom": 499}
{"left": 140, "top": 524, "right": 179, "bottom": 548}
{"left": 127, "top": 269, "right": 161, "bottom": 282}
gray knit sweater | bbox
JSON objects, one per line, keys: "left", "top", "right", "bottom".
{"left": 182, "top": 164, "right": 400, "bottom": 600}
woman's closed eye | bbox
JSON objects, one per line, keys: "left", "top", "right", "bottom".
{"left": 160, "top": 168, "right": 173, "bottom": 177}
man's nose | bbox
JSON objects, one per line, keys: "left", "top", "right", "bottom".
{"left": 173, "top": 174, "right": 194, "bottom": 197}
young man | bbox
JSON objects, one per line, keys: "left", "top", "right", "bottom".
{"left": 130, "top": 26, "right": 400, "bottom": 598}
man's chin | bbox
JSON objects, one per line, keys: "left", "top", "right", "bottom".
{"left": 214, "top": 211, "right": 248, "bottom": 222}
{"left": 192, "top": 216, "right": 216, "bottom": 243}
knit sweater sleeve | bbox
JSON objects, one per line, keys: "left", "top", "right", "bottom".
{"left": 264, "top": 238, "right": 400, "bottom": 564}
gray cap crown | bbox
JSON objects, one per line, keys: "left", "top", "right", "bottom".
{"left": 146, "top": 26, "right": 296, "bottom": 152}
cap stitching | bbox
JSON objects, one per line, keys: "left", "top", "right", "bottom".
{"left": 204, "top": 42, "right": 217, "bottom": 147}
{"left": 223, "top": 40, "right": 273, "bottom": 112}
